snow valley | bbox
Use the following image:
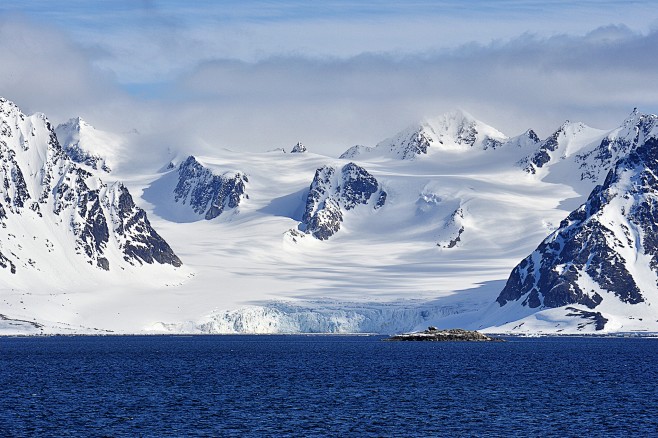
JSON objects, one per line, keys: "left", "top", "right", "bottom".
{"left": 1, "top": 97, "right": 658, "bottom": 335}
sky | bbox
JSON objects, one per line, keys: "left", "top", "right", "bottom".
{"left": 1, "top": 1, "right": 658, "bottom": 157}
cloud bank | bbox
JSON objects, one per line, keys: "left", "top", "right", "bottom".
{"left": 0, "top": 13, "right": 657, "bottom": 159}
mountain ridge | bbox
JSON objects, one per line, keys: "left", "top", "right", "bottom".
{"left": 1, "top": 95, "right": 657, "bottom": 335}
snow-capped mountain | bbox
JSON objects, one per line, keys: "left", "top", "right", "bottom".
{"left": 0, "top": 97, "right": 181, "bottom": 285}
{"left": 173, "top": 156, "right": 248, "bottom": 220}
{"left": 141, "top": 155, "right": 249, "bottom": 223}
{"left": 55, "top": 117, "right": 125, "bottom": 173}
{"left": 3, "top": 96, "right": 658, "bottom": 336}
{"left": 343, "top": 109, "right": 508, "bottom": 160}
{"left": 290, "top": 142, "right": 307, "bottom": 153}
{"left": 291, "top": 162, "right": 386, "bottom": 240}
{"left": 491, "top": 112, "right": 658, "bottom": 333}
{"left": 339, "top": 145, "right": 372, "bottom": 159}
{"left": 576, "top": 109, "right": 652, "bottom": 182}
{"left": 519, "top": 121, "right": 589, "bottom": 173}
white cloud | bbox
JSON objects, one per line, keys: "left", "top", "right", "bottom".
{"left": 0, "top": 14, "right": 657, "bottom": 161}
{"left": 158, "top": 26, "right": 658, "bottom": 154}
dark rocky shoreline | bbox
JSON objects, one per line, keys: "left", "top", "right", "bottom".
{"left": 386, "top": 327, "right": 504, "bottom": 342}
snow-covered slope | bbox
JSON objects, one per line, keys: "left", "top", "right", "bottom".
{"left": 55, "top": 117, "right": 125, "bottom": 173}
{"left": 489, "top": 112, "right": 658, "bottom": 334}
{"left": 3, "top": 96, "right": 658, "bottom": 335}
{"left": 0, "top": 97, "right": 187, "bottom": 334}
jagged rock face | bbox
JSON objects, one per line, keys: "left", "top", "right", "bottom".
{"left": 497, "top": 122, "right": 658, "bottom": 311}
{"left": 389, "top": 127, "right": 435, "bottom": 160}
{"left": 525, "top": 129, "right": 540, "bottom": 144}
{"left": 290, "top": 142, "right": 307, "bottom": 153}
{"left": 53, "top": 166, "right": 111, "bottom": 269}
{"left": 300, "top": 162, "right": 386, "bottom": 240}
{"left": 529, "top": 125, "right": 563, "bottom": 170}
{"left": 518, "top": 121, "right": 603, "bottom": 175}
{"left": 110, "top": 184, "right": 182, "bottom": 267}
{"left": 0, "top": 97, "right": 182, "bottom": 274}
{"left": 576, "top": 111, "right": 657, "bottom": 182}
{"left": 174, "top": 156, "right": 248, "bottom": 220}
{"left": 438, "top": 207, "right": 465, "bottom": 249}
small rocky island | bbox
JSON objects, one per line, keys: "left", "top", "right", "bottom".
{"left": 386, "top": 327, "right": 503, "bottom": 342}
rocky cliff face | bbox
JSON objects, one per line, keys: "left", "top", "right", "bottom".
{"left": 0, "top": 97, "right": 181, "bottom": 274}
{"left": 497, "top": 112, "right": 658, "bottom": 312}
{"left": 109, "top": 183, "right": 182, "bottom": 267}
{"left": 173, "top": 156, "right": 248, "bottom": 220}
{"left": 575, "top": 110, "right": 654, "bottom": 182}
{"left": 290, "top": 142, "right": 307, "bottom": 153}
{"left": 298, "top": 162, "right": 386, "bottom": 240}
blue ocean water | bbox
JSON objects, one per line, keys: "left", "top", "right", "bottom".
{"left": 1, "top": 335, "right": 657, "bottom": 437}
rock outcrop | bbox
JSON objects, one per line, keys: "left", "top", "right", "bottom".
{"left": 387, "top": 327, "right": 502, "bottom": 342}
{"left": 298, "top": 162, "right": 386, "bottom": 240}
{"left": 173, "top": 156, "right": 248, "bottom": 220}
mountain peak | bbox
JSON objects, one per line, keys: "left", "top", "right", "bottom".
{"left": 55, "top": 117, "right": 124, "bottom": 173}
{"left": 0, "top": 99, "right": 183, "bottom": 280}
{"left": 59, "top": 117, "right": 90, "bottom": 131}
{"left": 425, "top": 108, "right": 477, "bottom": 127}
{"left": 0, "top": 97, "right": 22, "bottom": 115}
{"left": 496, "top": 125, "right": 658, "bottom": 329}
{"left": 290, "top": 142, "right": 307, "bottom": 153}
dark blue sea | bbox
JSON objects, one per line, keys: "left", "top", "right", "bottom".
{"left": 1, "top": 335, "right": 657, "bottom": 437}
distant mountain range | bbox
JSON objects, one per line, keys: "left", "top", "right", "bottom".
{"left": 1, "top": 96, "right": 657, "bottom": 335}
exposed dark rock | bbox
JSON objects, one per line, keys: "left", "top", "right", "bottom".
{"left": 300, "top": 162, "right": 386, "bottom": 240}
{"left": 396, "top": 129, "right": 433, "bottom": 159}
{"left": 0, "top": 97, "right": 183, "bottom": 272}
{"left": 174, "top": 156, "right": 248, "bottom": 220}
{"left": 519, "top": 122, "right": 578, "bottom": 173}
{"left": 482, "top": 137, "right": 503, "bottom": 150}
{"left": 113, "top": 184, "right": 182, "bottom": 267}
{"left": 444, "top": 226, "right": 464, "bottom": 249}
{"left": 565, "top": 307, "right": 608, "bottom": 331}
{"left": 340, "top": 163, "right": 380, "bottom": 210}
{"left": 438, "top": 207, "right": 465, "bottom": 248}
{"left": 0, "top": 249, "right": 16, "bottom": 274}
{"left": 290, "top": 142, "right": 307, "bottom": 153}
{"left": 387, "top": 327, "right": 503, "bottom": 342}
{"left": 97, "top": 257, "right": 110, "bottom": 271}
{"left": 63, "top": 144, "right": 111, "bottom": 172}
{"left": 0, "top": 141, "right": 31, "bottom": 212}
{"left": 375, "top": 190, "right": 387, "bottom": 209}
{"left": 0, "top": 313, "right": 43, "bottom": 329}
{"left": 498, "top": 116, "right": 658, "bottom": 311}
{"left": 530, "top": 125, "right": 563, "bottom": 169}
{"left": 53, "top": 167, "right": 110, "bottom": 268}
{"left": 526, "top": 129, "right": 540, "bottom": 143}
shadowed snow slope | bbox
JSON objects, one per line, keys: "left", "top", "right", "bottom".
{"left": 2, "top": 99, "right": 657, "bottom": 334}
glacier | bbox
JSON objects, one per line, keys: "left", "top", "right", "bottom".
{"left": 2, "top": 95, "right": 658, "bottom": 335}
